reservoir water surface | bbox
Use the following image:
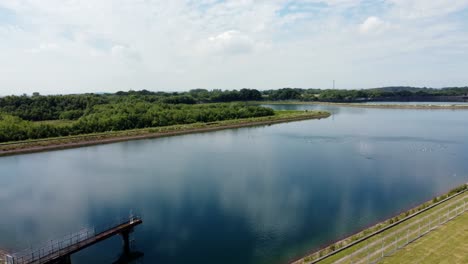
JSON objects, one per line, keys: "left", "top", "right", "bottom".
{"left": 1, "top": 104, "right": 467, "bottom": 264}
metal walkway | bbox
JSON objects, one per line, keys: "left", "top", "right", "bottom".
{"left": 5, "top": 216, "right": 142, "bottom": 264}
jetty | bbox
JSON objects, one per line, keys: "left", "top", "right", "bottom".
{"left": 2, "top": 215, "right": 142, "bottom": 264}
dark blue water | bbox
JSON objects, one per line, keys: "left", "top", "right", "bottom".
{"left": 1, "top": 105, "right": 467, "bottom": 264}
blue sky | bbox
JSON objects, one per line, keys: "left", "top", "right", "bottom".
{"left": 1, "top": 0, "right": 468, "bottom": 95}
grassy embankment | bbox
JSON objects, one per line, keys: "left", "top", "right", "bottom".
{"left": 257, "top": 101, "right": 468, "bottom": 109}
{"left": 381, "top": 212, "right": 468, "bottom": 264}
{"left": 0, "top": 110, "right": 330, "bottom": 156}
{"left": 292, "top": 184, "right": 468, "bottom": 264}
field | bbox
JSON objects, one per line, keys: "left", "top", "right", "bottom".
{"left": 292, "top": 185, "right": 467, "bottom": 264}
{"left": 381, "top": 212, "right": 468, "bottom": 264}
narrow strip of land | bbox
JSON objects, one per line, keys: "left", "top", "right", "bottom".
{"left": 258, "top": 101, "right": 468, "bottom": 110}
{"left": 381, "top": 212, "right": 468, "bottom": 264}
{"left": 291, "top": 184, "right": 467, "bottom": 264}
{"left": 0, "top": 110, "right": 330, "bottom": 157}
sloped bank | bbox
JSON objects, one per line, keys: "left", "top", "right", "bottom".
{"left": 291, "top": 183, "right": 468, "bottom": 264}
{"left": 0, "top": 110, "right": 330, "bottom": 157}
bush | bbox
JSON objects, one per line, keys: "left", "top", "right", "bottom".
{"left": 0, "top": 103, "right": 275, "bottom": 142}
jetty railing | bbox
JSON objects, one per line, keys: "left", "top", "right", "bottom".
{"left": 5, "top": 214, "right": 141, "bottom": 264}
{"left": 7, "top": 228, "right": 94, "bottom": 264}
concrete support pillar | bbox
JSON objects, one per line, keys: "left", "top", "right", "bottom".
{"left": 56, "top": 255, "right": 72, "bottom": 264}
{"left": 121, "top": 230, "right": 130, "bottom": 255}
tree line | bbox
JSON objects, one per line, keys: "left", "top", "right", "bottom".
{"left": 0, "top": 103, "right": 274, "bottom": 142}
{"left": 1, "top": 86, "right": 467, "bottom": 142}
{"left": 2, "top": 86, "right": 467, "bottom": 123}
{"left": 314, "top": 87, "right": 468, "bottom": 102}
{"left": 0, "top": 89, "right": 264, "bottom": 121}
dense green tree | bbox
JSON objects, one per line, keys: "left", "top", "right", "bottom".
{"left": 268, "top": 88, "right": 302, "bottom": 100}
{"left": 2, "top": 86, "right": 467, "bottom": 142}
{"left": 0, "top": 103, "right": 274, "bottom": 142}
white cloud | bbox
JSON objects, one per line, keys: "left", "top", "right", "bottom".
{"left": 25, "top": 42, "right": 59, "bottom": 53}
{"left": 389, "top": 0, "right": 468, "bottom": 19}
{"left": 110, "top": 44, "right": 141, "bottom": 61}
{"left": 0, "top": 0, "right": 468, "bottom": 95}
{"left": 206, "top": 30, "right": 257, "bottom": 55}
{"left": 359, "top": 16, "right": 388, "bottom": 34}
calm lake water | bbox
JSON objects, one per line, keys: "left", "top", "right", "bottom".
{"left": 1, "top": 104, "right": 468, "bottom": 264}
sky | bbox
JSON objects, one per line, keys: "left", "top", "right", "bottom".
{"left": 1, "top": 0, "right": 468, "bottom": 95}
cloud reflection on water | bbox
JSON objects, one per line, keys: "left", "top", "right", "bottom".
{"left": 0, "top": 106, "right": 467, "bottom": 263}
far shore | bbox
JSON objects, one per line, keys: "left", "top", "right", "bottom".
{"left": 256, "top": 101, "right": 468, "bottom": 109}
{"left": 0, "top": 110, "right": 330, "bottom": 157}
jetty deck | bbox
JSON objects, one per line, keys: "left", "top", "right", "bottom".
{"left": 3, "top": 216, "right": 142, "bottom": 264}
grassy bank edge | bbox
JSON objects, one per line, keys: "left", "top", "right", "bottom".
{"left": 0, "top": 110, "right": 330, "bottom": 157}
{"left": 254, "top": 101, "right": 468, "bottom": 110}
{"left": 291, "top": 183, "right": 468, "bottom": 264}
{"left": 380, "top": 213, "right": 468, "bottom": 264}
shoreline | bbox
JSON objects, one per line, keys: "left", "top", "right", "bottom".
{"left": 257, "top": 101, "right": 468, "bottom": 109}
{"left": 290, "top": 183, "right": 468, "bottom": 264}
{"left": 0, "top": 111, "right": 330, "bottom": 157}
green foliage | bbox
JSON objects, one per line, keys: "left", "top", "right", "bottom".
{"left": 0, "top": 90, "right": 275, "bottom": 142}
{"left": 0, "top": 103, "right": 274, "bottom": 142}
{"left": 0, "top": 89, "right": 266, "bottom": 122}
{"left": 1, "top": 85, "right": 467, "bottom": 142}
{"left": 266, "top": 88, "right": 302, "bottom": 100}
{"left": 0, "top": 94, "right": 108, "bottom": 121}
{"left": 0, "top": 113, "right": 69, "bottom": 142}
{"left": 59, "top": 109, "right": 85, "bottom": 120}
{"left": 317, "top": 87, "right": 468, "bottom": 102}
{"left": 113, "top": 88, "right": 264, "bottom": 103}
{"left": 2, "top": 86, "right": 467, "bottom": 123}
{"left": 448, "top": 184, "right": 467, "bottom": 195}
{"left": 160, "top": 95, "right": 196, "bottom": 104}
